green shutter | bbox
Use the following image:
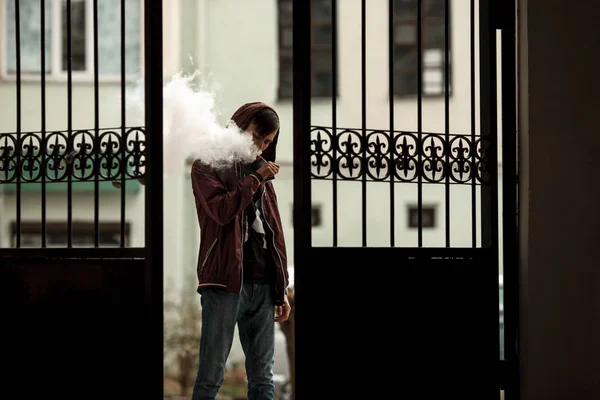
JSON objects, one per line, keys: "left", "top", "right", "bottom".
{"left": 0, "top": 180, "right": 141, "bottom": 193}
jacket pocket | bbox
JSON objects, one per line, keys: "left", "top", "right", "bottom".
{"left": 200, "top": 237, "right": 218, "bottom": 277}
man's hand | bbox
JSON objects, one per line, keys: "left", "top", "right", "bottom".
{"left": 257, "top": 161, "right": 280, "bottom": 181}
{"left": 275, "top": 296, "right": 291, "bottom": 322}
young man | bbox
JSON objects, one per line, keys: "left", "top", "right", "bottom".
{"left": 190, "top": 102, "right": 291, "bottom": 400}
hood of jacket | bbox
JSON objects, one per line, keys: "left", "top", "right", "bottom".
{"left": 228, "top": 101, "right": 280, "bottom": 163}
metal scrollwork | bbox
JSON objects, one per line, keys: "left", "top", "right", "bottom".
{"left": 449, "top": 135, "right": 473, "bottom": 183}
{"left": 475, "top": 137, "right": 492, "bottom": 183}
{"left": 0, "top": 127, "right": 146, "bottom": 185}
{"left": 125, "top": 128, "right": 146, "bottom": 179}
{"left": 421, "top": 134, "right": 445, "bottom": 183}
{"left": 336, "top": 129, "right": 362, "bottom": 180}
{"left": 71, "top": 130, "right": 95, "bottom": 181}
{"left": 310, "top": 126, "right": 492, "bottom": 186}
{"left": 0, "top": 134, "right": 17, "bottom": 183}
{"left": 393, "top": 132, "right": 418, "bottom": 182}
{"left": 310, "top": 127, "right": 334, "bottom": 179}
{"left": 365, "top": 130, "right": 390, "bottom": 181}
{"left": 20, "top": 133, "right": 42, "bottom": 182}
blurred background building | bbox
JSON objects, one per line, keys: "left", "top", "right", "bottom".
{"left": 0, "top": 0, "right": 504, "bottom": 396}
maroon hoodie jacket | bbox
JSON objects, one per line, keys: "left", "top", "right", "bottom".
{"left": 190, "top": 102, "right": 289, "bottom": 305}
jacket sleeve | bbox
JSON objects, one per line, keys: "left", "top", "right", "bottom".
{"left": 191, "top": 160, "right": 262, "bottom": 226}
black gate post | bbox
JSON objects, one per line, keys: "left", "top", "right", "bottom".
{"left": 144, "top": 0, "right": 165, "bottom": 397}
{"left": 498, "top": 0, "right": 519, "bottom": 397}
{"left": 292, "top": 0, "right": 311, "bottom": 398}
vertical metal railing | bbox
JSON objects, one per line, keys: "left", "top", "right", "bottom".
{"left": 360, "top": 0, "right": 367, "bottom": 246}
{"left": 93, "top": 0, "right": 100, "bottom": 247}
{"left": 40, "top": 0, "right": 47, "bottom": 247}
{"left": 292, "top": 2, "right": 311, "bottom": 398}
{"left": 144, "top": 0, "right": 165, "bottom": 394}
{"left": 388, "top": 0, "right": 395, "bottom": 247}
{"left": 444, "top": 0, "right": 451, "bottom": 247}
{"left": 294, "top": 0, "right": 312, "bottom": 249}
{"left": 479, "top": 0, "right": 499, "bottom": 251}
{"left": 416, "top": 0, "right": 424, "bottom": 247}
{"left": 120, "top": 0, "right": 127, "bottom": 247}
{"left": 471, "top": 0, "right": 477, "bottom": 247}
{"left": 331, "top": 0, "right": 338, "bottom": 246}
{"left": 66, "top": 0, "right": 74, "bottom": 247}
{"left": 14, "top": 0, "right": 22, "bottom": 248}
{"left": 499, "top": 0, "right": 519, "bottom": 395}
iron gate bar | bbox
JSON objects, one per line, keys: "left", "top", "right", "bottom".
{"left": 332, "top": 0, "right": 338, "bottom": 246}
{"left": 471, "top": 0, "right": 477, "bottom": 247}
{"left": 120, "top": 0, "right": 127, "bottom": 248}
{"left": 361, "top": 0, "right": 367, "bottom": 246}
{"left": 479, "top": 0, "right": 499, "bottom": 250}
{"left": 388, "top": 0, "right": 395, "bottom": 247}
{"left": 93, "top": 0, "right": 100, "bottom": 247}
{"left": 40, "top": 0, "right": 47, "bottom": 247}
{"left": 480, "top": 0, "right": 502, "bottom": 384}
{"left": 14, "top": 0, "right": 21, "bottom": 248}
{"left": 500, "top": 0, "right": 519, "bottom": 395}
{"left": 143, "top": 0, "right": 165, "bottom": 395}
{"left": 292, "top": 0, "right": 311, "bottom": 395}
{"left": 444, "top": 0, "right": 450, "bottom": 247}
{"left": 417, "top": 0, "right": 423, "bottom": 246}
{"left": 293, "top": 0, "right": 311, "bottom": 252}
{"left": 67, "top": 0, "right": 73, "bottom": 248}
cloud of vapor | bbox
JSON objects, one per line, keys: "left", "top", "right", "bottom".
{"left": 126, "top": 71, "right": 260, "bottom": 175}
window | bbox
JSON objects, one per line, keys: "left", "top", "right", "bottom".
{"left": 393, "top": 0, "right": 451, "bottom": 96}
{"left": 11, "top": 221, "right": 130, "bottom": 247}
{"left": 407, "top": 205, "right": 436, "bottom": 228}
{"left": 291, "top": 204, "right": 323, "bottom": 227}
{"left": 3, "top": 0, "right": 141, "bottom": 80}
{"left": 278, "top": 0, "right": 335, "bottom": 99}
{"left": 311, "top": 205, "right": 322, "bottom": 227}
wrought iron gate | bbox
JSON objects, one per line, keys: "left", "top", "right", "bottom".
{"left": 292, "top": 0, "right": 517, "bottom": 398}
{"left": 0, "top": 1, "right": 163, "bottom": 398}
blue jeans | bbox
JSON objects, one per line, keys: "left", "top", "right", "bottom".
{"left": 191, "top": 283, "right": 275, "bottom": 400}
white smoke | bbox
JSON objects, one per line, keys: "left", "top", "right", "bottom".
{"left": 126, "top": 70, "right": 260, "bottom": 174}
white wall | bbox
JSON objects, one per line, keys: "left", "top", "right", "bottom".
{"left": 0, "top": 190, "right": 144, "bottom": 247}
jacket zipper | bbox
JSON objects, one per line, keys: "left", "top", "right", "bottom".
{"left": 261, "top": 185, "right": 286, "bottom": 297}
{"left": 200, "top": 237, "right": 218, "bottom": 277}
{"left": 239, "top": 209, "right": 245, "bottom": 293}
{"left": 238, "top": 163, "right": 245, "bottom": 294}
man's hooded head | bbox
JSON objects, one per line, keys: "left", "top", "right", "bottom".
{"left": 229, "top": 102, "right": 280, "bottom": 163}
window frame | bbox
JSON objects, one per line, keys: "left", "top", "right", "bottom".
{"left": 407, "top": 204, "right": 437, "bottom": 228}
{"left": 277, "top": 0, "right": 337, "bottom": 100}
{"left": 392, "top": 0, "right": 452, "bottom": 98}
{"left": 291, "top": 203, "right": 323, "bottom": 228}
{"left": 10, "top": 220, "right": 131, "bottom": 248}
{"left": 277, "top": 0, "right": 293, "bottom": 100}
{"left": 0, "top": 0, "right": 144, "bottom": 83}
